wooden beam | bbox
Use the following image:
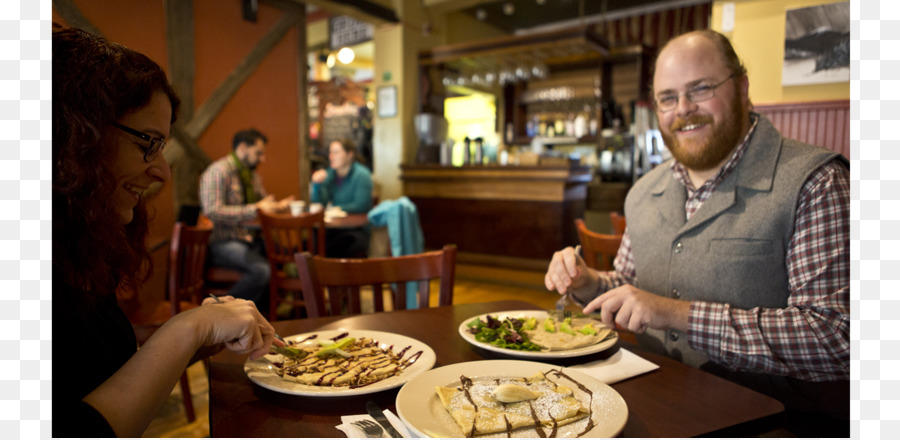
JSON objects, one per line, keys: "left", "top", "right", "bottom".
{"left": 171, "top": 125, "right": 211, "bottom": 164}
{"left": 51, "top": 0, "right": 103, "bottom": 36}
{"left": 295, "top": 7, "right": 311, "bottom": 202}
{"left": 261, "top": 0, "right": 306, "bottom": 13}
{"left": 185, "top": 12, "right": 299, "bottom": 139}
{"left": 301, "top": 0, "right": 398, "bottom": 25}
{"left": 165, "top": 0, "right": 195, "bottom": 121}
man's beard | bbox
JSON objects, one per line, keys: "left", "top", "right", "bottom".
{"left": 660, "top": 91, "right": 747, "bottom": 171}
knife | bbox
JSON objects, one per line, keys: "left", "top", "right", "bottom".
{"left": 366, "top": 400, "right": 402, "bottom": 438}
{"left": 545, "top": 310, "right": 604, "bottom": 318}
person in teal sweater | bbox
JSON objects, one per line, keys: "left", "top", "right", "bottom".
{"left": 311, "top": 138, "right": 373, "bottom": 257}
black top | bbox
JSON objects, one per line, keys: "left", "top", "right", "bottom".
{"left": 52, "top": 275, "right": 136, "bottom": 438}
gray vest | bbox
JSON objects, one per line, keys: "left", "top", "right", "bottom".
{"left": 625, "top": 116, "right": 842, "bottom": 369}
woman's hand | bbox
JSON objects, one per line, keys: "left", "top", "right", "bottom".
{"left": 544, "top": 246, "right": 600, "bottom": 301}
{"left": 177, "top": 298, "right": 276, "bottom": 360}
{"left": 311, "top": 168, "right": 328, "bottom": 183}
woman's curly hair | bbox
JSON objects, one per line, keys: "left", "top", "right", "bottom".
{"left": 52, "top": 25, "right": 180, "bottom": 295}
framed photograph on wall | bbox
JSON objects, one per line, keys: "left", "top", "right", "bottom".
{"left": 377, "top": 85, "right": 397, "bottom": 118}
{"left": 782, "top": 2, "right": 850, "bottom": 86}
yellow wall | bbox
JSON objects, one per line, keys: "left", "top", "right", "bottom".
{"left": 711, "top": 0, "right": 850, "bottom": 104}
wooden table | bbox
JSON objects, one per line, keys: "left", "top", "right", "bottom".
{"left": 208, "top": 300, "right": 784, "bottom": 438}
{"left": 242, "top": 212, "right": 369, "bottom": 229}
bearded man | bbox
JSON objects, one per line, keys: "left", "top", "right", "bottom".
{"left": 200, "top": 128, "right": 293, "bottom": 311}
{"left": 544, "top": 30, "right": 849, "bottom": 436}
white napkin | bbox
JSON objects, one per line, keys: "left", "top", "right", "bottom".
{"left": 337, "top": 409, "right": 414, "bottom": 438}
{"left": 567, "top": 348, "right": 659, "bottom": 384}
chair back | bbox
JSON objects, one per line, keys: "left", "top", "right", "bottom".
{"left": 168, "top": 222, "right": 213, "bottom": 315}
{"left": 295, "top": 244, "right": 457, "bottom": 318}
{"left": 610, "top": 211, "right": 627, "bottom": 235}
{"left": 575, "top": 219, "right": 622, "bottom": 271}
{"left": 257, "top": 209, "right": 327, "bottom": 320}
{"left": 197, "top": 213, "right": 245, "bottom": 296}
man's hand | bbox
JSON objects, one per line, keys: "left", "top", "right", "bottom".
{"left": 584, "top": 285, "right": 690, "bottom": 334}
{"left": 274, "top": 195, "right": 295, "bottom": 213}
{"left": 544, "top": 246, "right": 600, "bottom": 301}
{"left": 255, "top": 195, "right": 278, "bottom": 213}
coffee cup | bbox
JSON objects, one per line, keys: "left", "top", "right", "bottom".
{"left": 289, "top": 201, "right": 305, "bottom": 216}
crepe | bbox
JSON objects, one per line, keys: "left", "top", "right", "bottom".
{"left": 276, "top": 337, "right": 412, "bottom": 388}
{"left": 523, "top": 319, "right": 613, "bottom": 351}
{"left": 434, "top": 372, "right": 589, "bottom": 437}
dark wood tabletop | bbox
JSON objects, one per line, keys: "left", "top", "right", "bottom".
{"left": 208, "top": 300, "right": 784, "bottom": 438}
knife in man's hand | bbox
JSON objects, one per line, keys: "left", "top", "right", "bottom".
{"left": 366, "top": 400, "right": 402, "bottom": 438}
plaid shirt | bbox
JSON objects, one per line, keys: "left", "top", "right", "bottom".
{"left": 199, "top": 154, "right": 268, "bottom": 243}
{"left": 598, "top": 113, "right": 850, "bottom": 381}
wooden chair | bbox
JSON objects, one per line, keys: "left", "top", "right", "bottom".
{"left": 295, "top": 244, "right": 457, "bottom": 318}
{"left": 610, "top": 211, "right": 627, "bottom": 235}
{"left": 257, "top": 209, "right": 327, "bottom": 320}
{"left": 129, "top": 222, "right": 212, "bottom": 423}
{"left": 575, "top": 219, "right": 622, "bottom": 271}
{"left": 197, "top": 214, "right": 244, "bottom": 296}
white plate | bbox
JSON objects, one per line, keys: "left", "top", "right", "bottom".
{"left": 243, "top": 329, "right": 435, "bottom": 397}
{"left": 396, "top": 359, "right": 628, "bottom": 438}
{"left": 458, "top": 310, "right": 618, "bottom": 359}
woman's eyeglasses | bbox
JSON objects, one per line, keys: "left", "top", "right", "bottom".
{"left": 112, "top": 122, "right": 167, "bottom": 162}
{"left": 654, "top": 73, "right": 736, "bottom": 112}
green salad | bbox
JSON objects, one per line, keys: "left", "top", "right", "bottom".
{"left": 466, "top": 315, "right": 543, "bottom": 351}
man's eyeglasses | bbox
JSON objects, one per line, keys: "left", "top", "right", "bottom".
{"left": 654, "top": 73, "right": 736, "bottom": 112}
{"left": 112, "top": 122, "right": 167, "bottom": 162}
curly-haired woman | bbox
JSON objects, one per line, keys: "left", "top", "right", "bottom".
{"left": 52, "top": 25, "right": 280, "bottom": 437}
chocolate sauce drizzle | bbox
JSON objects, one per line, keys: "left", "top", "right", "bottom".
{"left": 278, "top": 337, "right": 423, "bottom": 389}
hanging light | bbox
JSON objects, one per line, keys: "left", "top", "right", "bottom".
{"left": 503, "top": 2, "right": 515, "bottom": 15}
{"left": 337, "top": 47, "right": 355, "bottom": 64}
{"left": 326, "top": 53, "right": 336, "bottom": 68}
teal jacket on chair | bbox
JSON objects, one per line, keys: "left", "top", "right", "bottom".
{"left": 367, "top": 197, "right": 426, "bottom": 307}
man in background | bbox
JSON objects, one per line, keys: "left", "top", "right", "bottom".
{"left": 200, "top": 128, "right": 293, "bottom": 311}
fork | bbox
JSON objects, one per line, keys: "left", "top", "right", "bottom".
{"left": 352, "top": 419, "right": 385, "bottom": 438}
{"left": 555, "top": 245, "right": 581, "bottom": 320}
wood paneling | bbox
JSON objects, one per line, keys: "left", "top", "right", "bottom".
{"left": 755, "top": 100, "right": 850, "bottom": 159}
{"left": 410, "top": 197, "right": 581, "bottom": 262}
{"left": 402, "top": 164, "right": 590, "bottom": 269}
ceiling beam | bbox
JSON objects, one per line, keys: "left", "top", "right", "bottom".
{"left": 51, "top": 0, "right": 103, "bottom": 36}
{"left": 422, "top": 0, "right": 500, "bottom": 15}
{"left": 299, "top": 0, "right": 399, "bottom": 25}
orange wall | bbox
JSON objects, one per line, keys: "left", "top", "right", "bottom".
{"left": 193, "top": 1, "right": 301, "bottom": 200}
{"left": 52, "top": 0, "right": 303, "bottom": 210}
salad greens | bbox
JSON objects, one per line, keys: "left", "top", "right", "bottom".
{"left": 466, "top": 315, "right": 543, "bottom": 351}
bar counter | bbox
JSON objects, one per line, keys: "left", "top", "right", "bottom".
{"left": 401, "top": 164, "right": 591, "bottom": 270}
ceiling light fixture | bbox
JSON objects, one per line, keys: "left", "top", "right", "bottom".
{"left": 503, "top": 2, "right": 515, "bottom": 15}
{"left": 326, "top": 53, "right": 336, "bottom": 68}
{"left": 337, "top": 47, "right": 355, "bottom": 64}
{"left": 476, "top": 8, "right": 487, "bottom": 21}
